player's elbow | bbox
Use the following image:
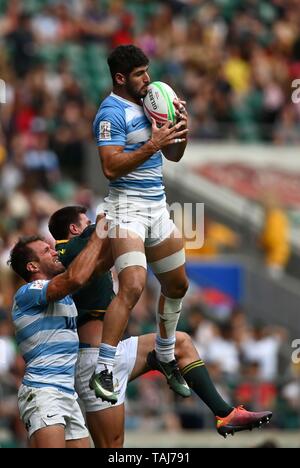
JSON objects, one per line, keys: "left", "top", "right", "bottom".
{"left": 101, "top": 161, "right": 117, "bottom": 181}
{"left": 103, "top": 167, "right": 117, "bottom": 181}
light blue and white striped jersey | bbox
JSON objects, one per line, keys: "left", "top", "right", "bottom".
{"left": 12, "top": 280, "right": 79, "bottom": 395}
{"left": 93, "top": 93, "right": 165, "bottom": 201}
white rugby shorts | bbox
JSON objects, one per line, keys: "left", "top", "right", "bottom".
{"left": 75, "top": 337, "right": 138, "bottom": 413}
{"left": 103, "top": 194, "right": 175, "bottom": 247}
{"left": 18, "top": 385, "right": 89, "bottom": 440}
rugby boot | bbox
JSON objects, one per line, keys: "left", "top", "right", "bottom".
{"left": 147, "top": 350, "right": 191, "bottom": 398}
{"left": 216, "top": 405, "right": 273, "bottom": 438}
{"left": 89, "top": 369, "right": 118, "bottom": 404}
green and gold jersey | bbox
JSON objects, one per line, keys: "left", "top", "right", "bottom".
{"left": 55, "top": 224, "right": 115, "bottom": 327}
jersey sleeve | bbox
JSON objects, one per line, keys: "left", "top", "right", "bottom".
{"left": 15, "top": 280, "right": 50, "bottom": 311}
{"left": 93, "top": 106, "right": 126, "bottom": 147}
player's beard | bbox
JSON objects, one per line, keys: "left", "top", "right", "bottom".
{"left": 126, "top": 80, "right": 147, "bottom": 102}
{"left": 47, "top": 261, "right": 65, "bottom": 278}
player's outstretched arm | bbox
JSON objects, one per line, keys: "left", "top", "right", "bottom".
{"left": 99, "top": 119, "right": 188, "bottom": 180}
{"left": 46, "top": 218, "right": 108, "bottom": 302}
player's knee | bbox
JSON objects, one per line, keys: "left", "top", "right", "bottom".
{"left": 119, "top": 280, "right": 144, "bottom": 309}
{"left": 104, "top": 432, "right": 124, "bottom": 448}
{"left": 166, "top": 278, "right": 189, "bottom": 299}
{"left": 175, "top": 331, "right": 191, "bottom": 357}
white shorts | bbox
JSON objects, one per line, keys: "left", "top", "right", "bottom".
{"left": 75, "top": 337, "right": 138, "bottom": 413}
{"left": 103, "top": 194, "right": 175, "bottom": 247}
{"left": 18, "top": 385, "right": 89, "bottom": 440}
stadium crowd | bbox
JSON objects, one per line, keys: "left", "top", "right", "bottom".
{"left": 0, "top": 0, "right": 299, "bottom": 446}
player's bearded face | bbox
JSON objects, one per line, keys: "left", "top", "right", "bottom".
{"left": 29, "top": 241, "right": 65, "bottom": 278}
{"left": 42, "top": 254, "right": 65, "bottom": 277}
{"left": 126, "top": 67, "right": 150, "bottom": 100}
{"left": 126, "top": 78, "right": 147, "bottom": 100}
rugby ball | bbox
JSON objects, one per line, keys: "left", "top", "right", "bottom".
{"left": 143, "top": 81, "right": 178, "bottom": 126}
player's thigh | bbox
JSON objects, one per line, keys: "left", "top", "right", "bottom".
{"left": 86, "top": 405, "right": 125, "bottom": 448}
{"left": 18, "top": 385, "right": 75, "bottom": 446}
{"left": 146, "top": 229, "right": 188, "bottom": 295}
{"left": 78, "top": 320, "right": 103, "bottom": 348}
{"left": 29, "top": 425, "right": 66, "bottom": 448}
{"left": 129, "top": 334, "right": 156, "bottom": 381}
{"left": 110, "top": 226, "right": 145, "bottom": 258}
{"left": 145, "top": 226, "right": 185, "bottom": 262}
{"left": 110, "top": 228, "right": 147, "bottom": 289}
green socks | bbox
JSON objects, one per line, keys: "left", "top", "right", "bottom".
{"left": 182, "top": 360, "right": 233, "bottom": 417}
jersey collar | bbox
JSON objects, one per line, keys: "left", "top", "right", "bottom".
{"left": 110, "top": 92, "right": 142, "bottom": 110}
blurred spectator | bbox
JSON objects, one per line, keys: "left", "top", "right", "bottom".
{"left": 235, "top": 361, "right": 278, "bottom": 411}
{"left": 5, "top": 12, "right": 35, "bottom": 78}
{"left": 273, "top": 104, "right": 300, "bottom": 145}
{"left": 279, "top": 362, "right": 300, "bottom": 428}
{"left": 259, "top": 195, "right": 291, "bottom": 278}
{"left": 240, "top": 324, "right": 286, "bottom": 381}
{"left": 23, "top": 128, "right": 61, "bottom": 190}
{"left": 184, "top": 304, "right": 215, "bottom": 349}
{"left": 0, "top": 310, "right": 16, "bottom": 374}
{"left": 204, "top": 323, "right": 240, "bottom": 378}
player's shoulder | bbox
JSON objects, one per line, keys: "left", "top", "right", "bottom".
{"left": 15, "top": 280, "right": 49, "bottom": 306}
{"left": 94, "top": 95, "right": 125, "bottom": 129}
{"left": 99, "top": 93, "right": 127, "bottom": 113}
{"left": 17, "top": 280, "right": 48, "bottom": 295}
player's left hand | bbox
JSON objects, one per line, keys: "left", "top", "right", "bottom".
{"left": 173, "top": 99, "right": 188, "bottom": 131}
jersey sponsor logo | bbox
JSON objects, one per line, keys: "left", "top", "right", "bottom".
{"left": 99, "top": 121, "right": 111, "bottom": 140}
{"left": 29, "top": 280, "right": 46, "bottom": 290}
{"left": 148, "top": 88, "right": 158, "bottom": 110}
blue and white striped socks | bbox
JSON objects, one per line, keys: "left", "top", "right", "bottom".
{"left": 96, "top": 343, "right": 117, "bottom": 374}
{"left": 155, "top": 335, "right": 176, "bottom": 363}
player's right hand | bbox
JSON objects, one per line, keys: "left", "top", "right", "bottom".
{"left": 95, "top": 214, "right": 109, "bottom": 240}
{"left": 149, "top": 118, "right": 188, "bottom": 151}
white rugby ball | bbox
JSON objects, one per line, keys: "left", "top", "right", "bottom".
{"left": 143, "top": 81, "right": 178, "bottom": 126}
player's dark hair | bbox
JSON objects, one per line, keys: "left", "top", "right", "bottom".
{"left": 107, "top": 44, "right": 149, "bottom": 83}
{"left": 48, "top": 206, "right": 87, "bottom": 240}
{"left": 8, "top": 236, "right": 43, "bottom": 282}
